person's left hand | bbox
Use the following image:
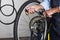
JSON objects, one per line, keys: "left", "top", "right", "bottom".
{"left": 43, "top": 7, "right": 60, "bottom": 17}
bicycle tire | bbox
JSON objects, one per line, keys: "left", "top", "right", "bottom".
{"left": 14, "top": 0, "right": 40, "bottom": 40}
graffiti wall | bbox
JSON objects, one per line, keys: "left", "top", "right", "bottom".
{"left": 0, "top": 0, "right": 42, "bottom": 38}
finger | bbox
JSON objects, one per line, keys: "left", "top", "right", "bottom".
{"left": 25, "top": 9, "right": 29, "bottom": 15}
{"left": 25, "top": 8, "right": 30, "bottom": 15}
{"left": 31, "top": 8, "right": 35, "bottom": 14}
{"left": 43, "top": 12, "right": 45, "bottom": 16}
{"left": 28, "top": 8, "right": 34, "bottom": 14}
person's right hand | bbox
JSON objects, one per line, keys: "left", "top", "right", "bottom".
{"left": 43, "top": 7, "right": 60, "bottom": 17}
{"left": 26, "top": 5, "right": 42, "bottom": 15}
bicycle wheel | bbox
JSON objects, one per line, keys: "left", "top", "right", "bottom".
{"left": 29, "top": 15, "right": 47, "bottom": 40}
{"left": 14, "top": 0, "right": 40, "bottom": 40}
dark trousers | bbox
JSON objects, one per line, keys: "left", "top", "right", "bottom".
{"left": 49, "top": 13, "right": 60, "bottom": 40}
{"left": 50, "top": 29, "right": 60, "bottom": 40}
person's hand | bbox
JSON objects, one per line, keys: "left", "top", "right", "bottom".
{"left": 43, "top": 7, "right": 60, "bottom": 17}
{"left": 43, "top": 10, "right": 55, "bottom": 17}
{"left": 26, "top": 5, "right": 44, "bottom": 15}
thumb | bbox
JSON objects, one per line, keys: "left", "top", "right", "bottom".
{"left": 43, "top": 12, "right": 47, "bottom": 17}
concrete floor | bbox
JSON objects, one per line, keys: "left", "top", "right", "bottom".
{"left": 0, "top": 37, "right": 30, "bottom": 40}
{"left": 0, "top": 37, "right": 38, "bottom": 40}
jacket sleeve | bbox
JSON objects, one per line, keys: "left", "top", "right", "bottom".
{"left": 40, "top": 0, "right": 50, "bottom": 10}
